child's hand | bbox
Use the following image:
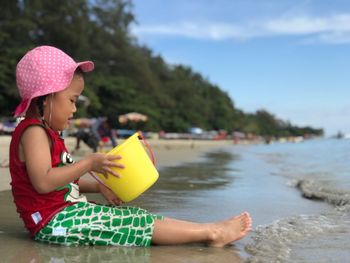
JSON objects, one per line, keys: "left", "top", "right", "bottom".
{"left": 88, "top": 153, "right": 124, "bottom": 178}
{"left": 98, "top": 182, "right": 123, "bottom": 206}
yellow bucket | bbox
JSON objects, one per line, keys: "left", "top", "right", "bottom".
{"left": 95, "top": 132, "right": 159, "bottom": 202}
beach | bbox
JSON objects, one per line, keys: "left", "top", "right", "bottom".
{"left": 0, "top": 135, "right": 241, "bottom": 263}
{"left": 1, "top": 136, "right": 349, "bottom": 262}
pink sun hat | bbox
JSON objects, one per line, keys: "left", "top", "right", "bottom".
{"left": 14, "top": 45, "right": 94, "bottom": 117}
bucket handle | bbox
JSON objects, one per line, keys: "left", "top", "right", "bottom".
{"left": 137, "top": 131, "right": 157, "bottom": 167}
{"left": 88, "top": 171, "right": 110, "bottom": 189}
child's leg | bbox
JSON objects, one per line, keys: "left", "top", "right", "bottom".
{"left": 152, "top": 212, "right": 252, "bottom": 247}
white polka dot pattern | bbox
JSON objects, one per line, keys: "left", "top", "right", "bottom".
{"left": 14, "top": 45, "right": 94, "bottom": 117}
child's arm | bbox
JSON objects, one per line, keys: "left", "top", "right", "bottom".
{"left": 21, "top": 125, "right": 123, "bottom": 194}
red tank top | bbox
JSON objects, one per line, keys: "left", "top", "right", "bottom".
{"left": 9, "top": 118, "right": 85, "bottom": 237}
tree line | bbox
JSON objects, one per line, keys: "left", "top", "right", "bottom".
{"left": 0, "top": 0, "right": 323, "bottom": 137}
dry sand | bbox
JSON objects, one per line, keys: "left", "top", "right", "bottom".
{"left": 0, "top": 135, "right": 233, "bottom": 191}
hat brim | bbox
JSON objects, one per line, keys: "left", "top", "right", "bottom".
{"left": 14, "top": 99, "right": 30, "bottom": 117}
{"left": 77, "top": 61, "right": 94, "bottom": 72}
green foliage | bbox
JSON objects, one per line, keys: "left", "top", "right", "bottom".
{"left": 0, "top": 0, "right": 323, "bottom": 137}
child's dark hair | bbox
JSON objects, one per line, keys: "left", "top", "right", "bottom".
{"left": 75, "top": 67, "right": 84, "bottom": 76}
{"left": 36, "top": 95, "right": 47, "bottom": 117}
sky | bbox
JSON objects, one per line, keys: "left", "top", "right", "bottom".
{"left": 131, "top": 0, "right": 350, "bottom": 136}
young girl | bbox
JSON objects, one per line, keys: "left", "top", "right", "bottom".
{"left": 10, "top": 46, "right": 252, "bottom": 247}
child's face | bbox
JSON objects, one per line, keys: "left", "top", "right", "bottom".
{"left": 43, "top": 74, "right": 84, "bottom": 131}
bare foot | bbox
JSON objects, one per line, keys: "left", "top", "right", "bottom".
{"left": 209, "top": 212, "right": 252, "bottom": 247}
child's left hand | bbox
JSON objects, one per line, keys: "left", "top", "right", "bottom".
{"left": 98, "top": 183, "right": 123, "bottom": 206}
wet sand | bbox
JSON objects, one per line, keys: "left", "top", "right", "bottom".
{"left": 0, "top": 135, "right": 242, "bottom": 263}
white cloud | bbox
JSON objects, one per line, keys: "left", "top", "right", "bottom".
{"left": 265, "top": 15, "right": 350, "bottom": 34}
{"left": 132, "top": 13, "right": 350, "bottom": 44}
{"left": 132, "top": 22, "right": 246, "bottom": 40}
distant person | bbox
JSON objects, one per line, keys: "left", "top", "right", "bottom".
{"left": 74, "top": 116, "right": 117, "bottom": 153}
{"left": 9, "top": 46, "right": 252, "bottom": 247}
{"left": 91, "top": 116, "right": 117, "bottom": 152}
{"left": 74, "top": 126, "right": 99, "bottom": 152}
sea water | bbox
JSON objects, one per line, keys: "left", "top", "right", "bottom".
{"left": 137, "top": 138, "right": 350, "bottom": 262}
{"left": 240, "top": 138, "right": 350, "bottom": 262}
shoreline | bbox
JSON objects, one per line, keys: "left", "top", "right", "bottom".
{"left": 0, "top": 135, "right": 235, "bottom": 191}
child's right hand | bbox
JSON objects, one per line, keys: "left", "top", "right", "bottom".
{"left": 88, "top": 153, "right": 124, "bottom": 178}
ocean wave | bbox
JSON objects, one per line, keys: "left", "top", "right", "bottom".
{"left": 295, "top": 179, "right": 350, "bottom": 206}
{"left": 245, "top": 210, "right": 350, "bottom": 263}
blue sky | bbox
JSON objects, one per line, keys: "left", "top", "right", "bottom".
{"left": 131, "top": 0, "right": 350, "bottom": 136}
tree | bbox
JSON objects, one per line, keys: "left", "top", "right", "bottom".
{"left": 0, "top": 0, "right": 323, "bottom": 137}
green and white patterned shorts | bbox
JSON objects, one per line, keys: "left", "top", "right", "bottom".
{"left": 34, "top": 202, "right": 163, "bottom": 247}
